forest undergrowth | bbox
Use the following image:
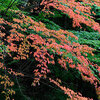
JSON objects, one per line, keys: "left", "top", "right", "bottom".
{"left": 0, "top": 0, "right": 100, "bottom": 100}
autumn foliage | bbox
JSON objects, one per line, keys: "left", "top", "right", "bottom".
{"left": 0, "top": 0, "right": 100, "bottom": 100}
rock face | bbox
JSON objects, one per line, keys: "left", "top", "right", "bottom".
{"left": 18, "top": 0, "right": 42, "bottom": 7}
{"left": 18, "top": 0, "right": 29, "bottom": 7}
{"left": 22, "top": 0, "right": 29, "bottom": 7}
{"left": 18, "top": 0, "right": 43, "bottom": 14}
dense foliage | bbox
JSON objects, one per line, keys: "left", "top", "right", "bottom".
{"left": 0, "top": 0, "right": 100, "bottom": 100}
